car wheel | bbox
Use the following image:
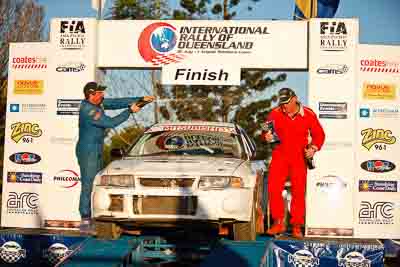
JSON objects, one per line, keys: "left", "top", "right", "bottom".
{"left": 94, "top": 220, "right": 122, "bottom": 240}
{"left": 232, "top": 204, "right": 256, "bottom": 241}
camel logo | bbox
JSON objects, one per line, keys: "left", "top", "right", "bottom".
{"left": 10, "top": 122, "right": 42, "bottom": 143}
{"left": 361, "top": 128, "right": 396, "bottom": 151}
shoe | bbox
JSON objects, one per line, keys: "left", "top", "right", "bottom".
{"left": 266, "top": 220, "right": 286, "bottom": 236}
{"left": 292, "top": 224, "right": 303, "bottom": 238}
{"left": 80, "top": 218, "right": 96, "bottom": 235}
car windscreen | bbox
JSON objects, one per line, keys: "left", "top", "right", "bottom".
{"left": 127, "top": 130, "right": 244, "bottom": 159}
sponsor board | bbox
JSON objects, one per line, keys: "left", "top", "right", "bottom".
{"left": 11, "top": 56, "right": 47, "bottom": 69}
{"left": 320, "top": 21, "right": 348, "bottom": 52}
{"left": 358, "top": 201, "right": 394, "bottom": 225}
{"left": 362, "top": 82, "right": 396, "bottom": 100}
{"left": 359, "top": 180, "right": 397, "bottom": 192}
{"left": 7, "top": 172, "right": 42, "bottom": 184}
{"left": 6, "top": 192, "right": 39, "bottom": 215}
{"left": 360, "top": 160, "right": 395, "bottom": 173}
{"left": 360, "top": 128, "right": 396, "bottom": 151}
{"left": 10, "top": 122, "right": 43, "bottom": 143}
{"left": 360, "top": 58, "right": 400, "bottom": 73}
{"left": 9, "top": 103, "right": 47, "bottom": 113}
{"left": 9, "top": 152, "right": 41, "bottom": 165}
{"left": 53, "top": 170, "right": 80, "bottom": 188}
{"left": 316, "top": 64, "right": 349, "bottom": 75}
{"left": 56, "top": 62, "right": 86, "bottom": 72}
{"left": 13, "top": 80, "right": 44, "bottom": 95}
{"left": 58, "top": 20, "right": 86, "bottom": 49}
{"left": 56, "top": 99, "right": 81, "bottom": 115}
{"left": 359, "top": 106, "right": 399, "bottom": 119}
{"left": 318, "top": 102, "right": 347, "bottom": 119}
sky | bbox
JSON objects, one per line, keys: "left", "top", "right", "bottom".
{"left": 36, "top": 0, "right": 400, "bottom": 121}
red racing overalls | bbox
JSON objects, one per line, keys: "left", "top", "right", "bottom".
{"left": 261, "top": 104, "right": 325, "bottom": 225}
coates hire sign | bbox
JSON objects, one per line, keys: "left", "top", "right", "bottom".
{"left": 98, "top": 20, "right": 307, "bottom": 69}
{"left": 360, "top": 58, "right": 400, "bottom": 73}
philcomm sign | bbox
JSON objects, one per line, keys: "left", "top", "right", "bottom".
{"left": 97, "top": 20, "right": 307, "bottom": 85}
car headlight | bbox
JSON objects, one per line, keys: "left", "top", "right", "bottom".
{"left": 198, "top": 176, "right": 243, "bottom": 190}
{"left": 99, "top": 175, "right": 135, "bottom": 187}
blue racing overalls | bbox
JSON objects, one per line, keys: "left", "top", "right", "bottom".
{"left": 76, "top": 97, "right": 140, "bottom": 219}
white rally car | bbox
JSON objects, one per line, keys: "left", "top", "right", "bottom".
{"left": 92, "top": 121, "right": 266, "bottom": 240}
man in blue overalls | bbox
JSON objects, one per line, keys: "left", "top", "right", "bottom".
{"left": 76, "top": 81, "right": 154, "bottom": 233}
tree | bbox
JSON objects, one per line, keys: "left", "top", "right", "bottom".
{"left": 0, "top": 0, "right": 45, "bottom": 185}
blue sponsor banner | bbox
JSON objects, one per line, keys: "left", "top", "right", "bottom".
{"left": 266, "top": 237, "right": 384, "bottom": 267}
{"left": 0, "top": 233, "right": 85, "bottom": 266}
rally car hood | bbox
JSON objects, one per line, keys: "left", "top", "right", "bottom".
{"left": 102, "top": 156, "right": 245, "bottom": 177}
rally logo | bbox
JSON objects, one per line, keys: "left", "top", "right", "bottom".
{"left": 59, "top": 20, "right": 86, "bottom": 49}
{"left": 54, "top": 169, "right": 80, "bottom": 188}
{"left": 362, "top": 82, "right": 396, "bottom": 100}
{"left": 361, "top": 128, "right": 396, "bottom": 151}
{"left": 10, "top": 122, "right": 42, "bottom": 143}
{"left": 11, "top": 56, "right": 47, "bottom": 69}
{"left": 43, "top": 243, "right": 72, "bottom": 265}
{"left": 320, "top": 21, "right": 348, "bottom": 52}
{"left": 7, "top": 192, "right": 39, "bottom": 215}
{"left": 7, "top": 172, "right": 42, "bottom": 184}
{"left": 360, "top": 160, "right": 395, "bottom": 173}
{"left": 0, "top": 241, "right": 26, "bottom": 263}
{"left": 138, "top": 22, "right": 184, "bottom": 66}
{"left": 359, "top": 180, "right": 397, "bottom": 192}
{"left": 358, "top": 201, "right": 393, "bottom": 224}
{"left": 338, "top": 251, "right": 371, "bottom": 267}
{"left": 14, "top": 80, "right": 44, "bottom": 95}
{"left": 360, "top": 58, "right": 400, "bottom": 73}
{"left": 288, "top": 249, "right": 319, "bottom": 267}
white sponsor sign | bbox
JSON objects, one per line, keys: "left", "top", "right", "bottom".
{"left": 97, "top": 20, "right": 307, "bottom": 69}
{"left": 161, "top": 64, "right": 240, "bottom": 85}
{"left": 355, "top": 44, "right": 400, "bottom": 239}
{"left": 306, "top": 18, "right": 359, "bottom": 237}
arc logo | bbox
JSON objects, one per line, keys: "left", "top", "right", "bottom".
{"left": 361, "top": 128, "right": 396, "bottom": 151}
{"left": 10, "top": 122, "right": 42, "bottom": 143}
{"left": 360, "top": 160, "right": 395, "bottom": 173}
{"left": 6, "top": 192, "right": 39, "bottom": 215}
{"left": 358, "top": 201, "right": 394, "bottom": 224}
{"left": 9, "top": 152, "right": 41, "bottom": 165}
{"left": 138, "top": 22, "right": 184, "bottom": 66}
{"left": 54, "top": 169, "right": 80, "bottom": 188}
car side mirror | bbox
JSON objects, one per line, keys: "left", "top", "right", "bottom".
{"left": 110, "top": 148, "right": 124, "bottom": 159}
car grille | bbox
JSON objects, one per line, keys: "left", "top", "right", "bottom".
{"left": 133, "top": 196, "right": 197, "bottom": 215}
{"left": 139, "top": 178, "right": 195, "bottom": 188}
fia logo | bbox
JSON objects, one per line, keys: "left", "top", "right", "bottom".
{"left": 60, "top": 20, "right": 85, "bottom": 34}
{"left": 320, "top": 21, "right": 347, "bottom": 35}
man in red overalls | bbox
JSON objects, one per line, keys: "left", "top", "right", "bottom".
{"left": 262, "top": 88, "right": 325, "bottom": 238}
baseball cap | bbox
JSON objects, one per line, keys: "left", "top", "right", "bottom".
{"left": 83, "top": 81, "right": 107, "bottom": 94}
{"left": 278, "top": 88, "right": 296, "bottom": 105}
